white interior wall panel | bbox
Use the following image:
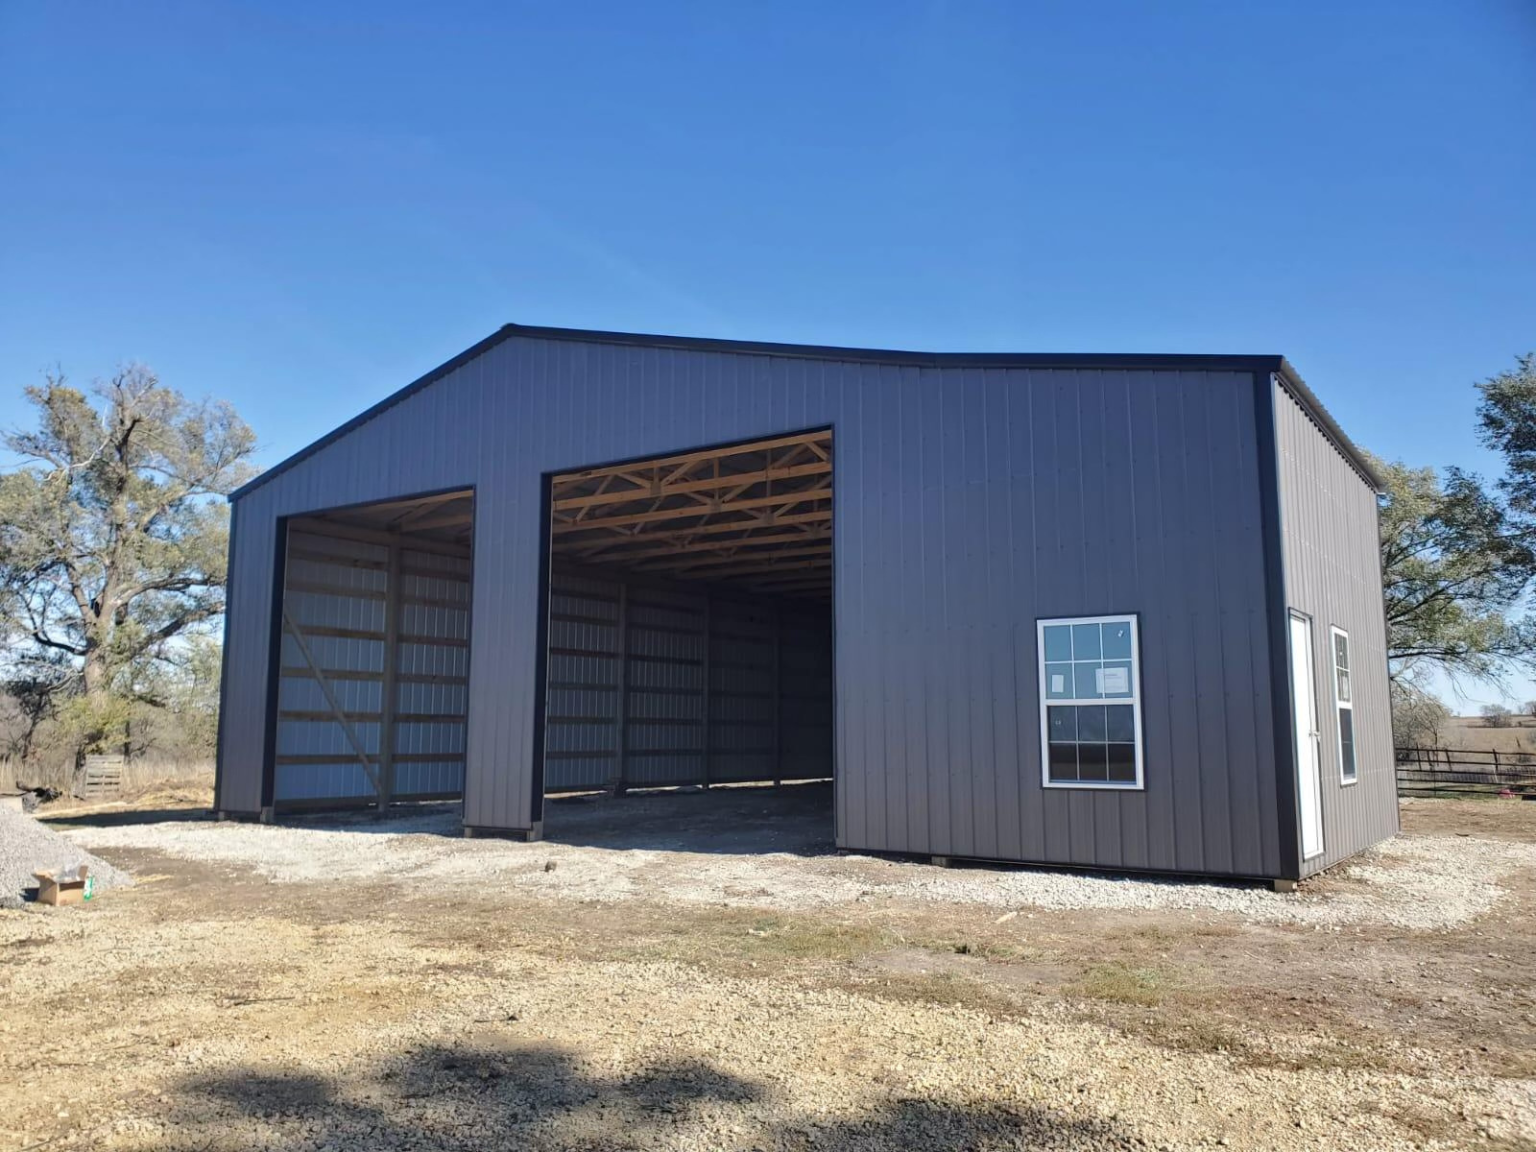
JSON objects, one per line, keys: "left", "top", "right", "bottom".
{"left": 542, "top": 567, "right": 832, "bottom": 792}
{"left": 272, "top": 530, "right": 470, "bottom": 808}
{"left": 543, "top": 571, "right": 624, "bottom": 790}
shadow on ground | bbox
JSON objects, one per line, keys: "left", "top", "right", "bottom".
{"left": 541, "top": 781, "right": 835, "bottom": 857}
{"left": 46, "top": 782, "right": 840, "bottom": 858}
{"left": 40, "top": 806, "right": 215, "bottom": 831}
{"left": 167, "top": 1040, "right": 1137, "bottom": 1151}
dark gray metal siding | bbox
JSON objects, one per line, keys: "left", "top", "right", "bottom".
{"left": 1274, "top": 380, "right": 1399, "bottom": 876}
{"left": 219, "top": 335, "right": 1283, "bottom": 875}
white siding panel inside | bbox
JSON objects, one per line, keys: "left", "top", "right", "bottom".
{"left": 271, "top": 528, "right": 471, "bottom": 807}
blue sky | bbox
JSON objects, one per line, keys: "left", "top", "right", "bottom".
{"left": 3, "top": 2, "right": 1533, "bottom": 703}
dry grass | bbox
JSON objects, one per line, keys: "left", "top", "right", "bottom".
{"left": 1071, "top": 962, "right": 1175, "bottom": 1006}
{"left": 4, "top": 755, "right": 214, "bottom": 805}
{"left": 1436, "top": 715, "right": 1536, "bottom": 756}
{"left": 619, "top": 909, "right": 899, "bottom": 970}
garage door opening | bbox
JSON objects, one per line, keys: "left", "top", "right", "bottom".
{"left": 537, "top": 430, "right": 833, "bottom": 845}
{"left": 267, "top": 488, "right": 474, "bottom": 814}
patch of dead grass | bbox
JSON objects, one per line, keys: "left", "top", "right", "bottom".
{"left": 619, "top": 909, "right": 899, "bottom": 969}
{"left": 1070, "top": 962, "right": 1174, "bottom": 1006}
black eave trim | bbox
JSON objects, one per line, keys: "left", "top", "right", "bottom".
{"left": 229, "top": 322, "right": 1382, "bottom": 501}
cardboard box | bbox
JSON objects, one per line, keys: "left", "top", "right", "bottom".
{"left": 33, "top": 866, "right": 93, "bottom": 907}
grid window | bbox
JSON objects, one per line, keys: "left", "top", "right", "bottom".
{"left": 1038, "top": 616, "right": 1143, "bottom": 789}
{"left": 1331, "top": 626, "right": 1356, "bottom": 783}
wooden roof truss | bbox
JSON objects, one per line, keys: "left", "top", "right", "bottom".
{"left": 550, "top": 431, "right": 832, "bottom": 600}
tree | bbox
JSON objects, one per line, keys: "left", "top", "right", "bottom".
{"left": 1482, "top": 703, "right": 1513, "bottom": 728}
{"left": 1390, "top": 681, "right": 1449, "bottom": 748}
{"left": 1376, "top": 455, "right": 1536, "bottom": 687}
{"left": 0, "top": 367, "right": 256, "bottom": 759}
{"left": 1476, "top": 353, "right": 1536, "bottom": 521}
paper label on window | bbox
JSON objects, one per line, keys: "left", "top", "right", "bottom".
{"left": 1050, "top": 674, "right": 1066, "bottom": 694}
{"left": 1097, "top": 667, "right": 1129, "bottom": 694}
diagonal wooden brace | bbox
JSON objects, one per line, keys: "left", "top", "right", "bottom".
{"left": 282, "top": 606, "right": 384, "bottom": 801}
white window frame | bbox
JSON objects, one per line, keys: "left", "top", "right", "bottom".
{"left": 1037, "top": 613, "right": 1145, "bottom": 791}
{"left": 1330, "top": 625, "right": 1357, "bottom": 785}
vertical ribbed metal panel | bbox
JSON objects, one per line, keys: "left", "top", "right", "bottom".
{"left": 779, "top": 608, "right": 834, "bottom": 780}
{"left": 624, "top": 586, "right": 709, "bottom": 786}
{"left": 273, "top": 530, "right": 387, "bottom": 804}
{"left": 220, "top": 335, "right": 1290, "bottom": 875}
{"left": 268, "top": 529, "right": 470, "bottom": 807}
{"left": 540, "top": 568, "right": 830, "bottom": 791}
{"left": 543, "top": 571, "right": 623, "bottom": 791}
{"left": 1274, "top": 382, "right": 1399, "bottom": 876}
{"left": 392, "top": 546, "right": 470, "bottom": 799}
{"left": 708, "top": 599, "right": 778, "bottom": 783}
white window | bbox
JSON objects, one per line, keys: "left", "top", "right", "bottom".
{"left": 1330, "top": 626, "right": 1356, "bottom": 784}
{"left": 1038, "top": 615, "right": 1143, "bottom": 789}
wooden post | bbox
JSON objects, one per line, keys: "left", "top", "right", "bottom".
{"left": 612, "top": 582, "right": 630, "bottom": 795}
{"left": 771, "top": 606, "right": 782, "bottom": 787}
{"left": 376, "top": 538, "right": 402, "bottom": 813}
{"left": 701, "top": 596, "right": 712, "bottom": 789}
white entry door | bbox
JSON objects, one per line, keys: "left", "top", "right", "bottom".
{"left": 1289, "top": 612, "right": 1324, "bottom": 860}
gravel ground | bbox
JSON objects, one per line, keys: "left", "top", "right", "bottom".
{"left": 6, "top": 796, "right": 1535, "bottom": 1150}
{"left": 60, "top": 788, "right": 1536, "bottom": 929}
{"left": 0, "top": 806, "right": 133, "bottom": 908}
{"left": 3, "top": 895, "right": 1531, "bottom": 1151}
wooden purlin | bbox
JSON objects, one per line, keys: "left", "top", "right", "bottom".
{"left": 552, "top": 488, "right": 831, "bottom": 537}
{"left": 568, "top": 508, "right": 833, "bottom": 557}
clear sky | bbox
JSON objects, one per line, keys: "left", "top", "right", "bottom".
{"left": 3, "top": 2, "right": 1533, "bottom": 702}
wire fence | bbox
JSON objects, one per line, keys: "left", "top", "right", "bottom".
{"left": 1395, "top": 747, "right": 1536, "bottom": 798}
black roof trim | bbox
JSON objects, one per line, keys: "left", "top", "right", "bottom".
{"left": 1271, "top": 359, "right": 1383, "bottom": 492}
{"left": 231, "top": 322, "right": 1379, "bottom": 499}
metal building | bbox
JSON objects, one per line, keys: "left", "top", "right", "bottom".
{"left": 214, "top": 323, "right": 1396, "bottom": 883}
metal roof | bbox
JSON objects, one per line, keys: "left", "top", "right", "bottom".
{"left": 230, "top": 322, "right": 1382, "bottom": 500}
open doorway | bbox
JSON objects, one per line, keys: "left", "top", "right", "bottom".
{"left": 266, "top": 489, "right": 474, "bottom": 814}
{"left": 537, "top": 430, "right": 833, "bottom": 848}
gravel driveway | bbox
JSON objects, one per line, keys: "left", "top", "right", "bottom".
{"left": 63, "top": 784, "right": 1536, "bottom": 929}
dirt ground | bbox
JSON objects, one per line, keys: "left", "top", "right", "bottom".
{"left": 2, "top": 790, "right": 1534, "bottom": 1151}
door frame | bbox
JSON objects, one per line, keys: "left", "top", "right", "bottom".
{"left": 1288, "top": 610, "right": 1325, "bottom": 861}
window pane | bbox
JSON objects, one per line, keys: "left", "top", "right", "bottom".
{"left": 1102, "top": 620, "right": 1133, "bottom": 659}
{"left": 1339, "top": 708, "right": 1356, "bottom": 780}
{"left": 1040, "top": 615, "right": 1141, "bottom": 789}
{"left": 1073, "top": 661, "right": 1104, "bottom": 699}
{"left": 1078, "top": 743, "right": 1109, "bottom": 781}
{"left": 1107, "top": 743, "right": 1137, "bottom": 782}
{"left": 1072, "top": 623, "right": 1102, "bottom": 659}
{"left": 1098, "top": 660, "right": 1134, "bottom": 698}
{"left": 1334, "top": 633, "right": 1349, "bottom": 671}
{"left": 1045, "top": 663, "right": 1074, "bottom": 699}
{"left": 1336, "top": 668, "right": 1351, "bottom": 704}
{"left": 1043, "top": 625, "right": 1073, "bottom": 663}
{"left": 1048, "top": 742, "right": 1079, "bottom": 782}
